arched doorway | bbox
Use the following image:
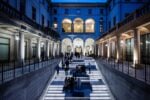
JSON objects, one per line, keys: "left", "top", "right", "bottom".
{"left": 61, "top": 38, "right": 72, "bottom": 54}
{"left": 85, "top": 38, "right": 95, "bottom": 56}
{"left": 73, "top": 38, "right": 84, "bottom": 55}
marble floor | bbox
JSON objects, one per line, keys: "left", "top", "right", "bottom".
{"left": 40, "top": 57, "right": 115, "bottom": 100}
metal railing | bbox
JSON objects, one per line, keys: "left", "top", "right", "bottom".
{"left": 0, "top": 0, "right": 60, "bottom": 39}
{"left": 0, "top": 58, "right": 61, "bottom": 85}
{"left": 99, "top": 3, "right": 150, "bottom": 39}
{"left": 98, "top": 57, "right": 150, "bottom": 84}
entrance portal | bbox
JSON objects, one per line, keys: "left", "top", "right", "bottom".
{"left": 73, "top": 38, "right": 84, "bottom": 55}
{"left": 75, "top": 46, "right": 82, "bottom": 53}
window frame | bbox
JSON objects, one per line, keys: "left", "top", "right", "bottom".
{"left": 0, "top": 37, "right": 10, "bottom": 62}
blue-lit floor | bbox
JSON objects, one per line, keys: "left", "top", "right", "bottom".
{"left": 40, "top": 57, "right": 114, "bottom": 100}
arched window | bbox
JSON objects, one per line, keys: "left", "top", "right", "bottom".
{"left": 73, "top": 18, "right": 84, "bottom": 33}
{"left": 62, "top": 19, "right": 72, "bottom": 33}
{"left": 85, "top": 19, "right": 95, "bottom": 33}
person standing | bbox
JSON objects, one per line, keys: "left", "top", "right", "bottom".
{"left": 88, "top": 62, "right": 91, "bottom": 74}
{"left": 55, "top": 65, "right": 60, "bottom": 75}
{"left": 65, "top": 60, "right": 70, "bottom": 75}
{"left": 65, "top": 67, "right": 68, "bottom": 76}
{"left": 62, "top": 58, "right": 65, "bottom": 69}
{"left": 65, "top": 59, "right": 69, "bottom": 69}
{"left": 77, "top": 78, "right": 81, "bottom": 89}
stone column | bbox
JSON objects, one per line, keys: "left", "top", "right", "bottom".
{"left": 49, "top": 40, "right": 52, "bottom": 57}
{"left": 116, "top": 34, "right": 121, "bottom": 62}
{"left": 72, "top": 40, "right": 74, "bottom": 53}
{"left": 120, "top": 39, "right": 125, "bottom": 60}
{"left": 97, "top": 44, "right": 100, "bottom": 57}
{"left": 56, "top": 43, "right": 59, "bottom": 56}
{"left": 52, "top": 42, "right": 55, "bottom": 57}
{"left": 54, "top": 42, "right": 57, "bottom": 57}
{"left": 101, "top": 42, "right": 104, "bottom": 57}
{"left": 107, "top": 39, "right": 110, "bottom": 59}
{"left": 99, "top": 43, "right": 101, "bottom": 56}
{"left": 94, "top": 43, "right": 96, "bottom": 55}
{"left": 29, "top": 39, "right": 32, "bottom": 59}
{"left": 52, "top": 42, "right": 54, "bottom": 56}
{"left": 133, "top": 29, "right": 140, "bottom": 65}
{"left": 83, "top": 41, "right": 85, "bottom": 56}
{"left": 37, "top": 38, "right": 41, "bottom": 60}
{"left": 51, "top": 41, "right": 53, "bottom": 57}
{"left": 15, "top": 35, "right": 19, "bottom": 60}
{"left": 19, "top": 32, "right": 25, "bottom": 62}
{"left": 46, "top": 40, "right": 50, "bottom": 59}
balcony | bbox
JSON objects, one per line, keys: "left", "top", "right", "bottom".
{"left": 99, "top": 3, "right": 150, "bottom": 39}
{"left": 0, "top": 0, "right": 60, "bottom": 39}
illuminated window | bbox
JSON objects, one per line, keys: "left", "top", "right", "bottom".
{"left": 62, "top": 19, "right": 72, "bottom": 32}
{"left": 73, "top": 18, "right": 84, "bottom": 33}
{"left": 85, "top": 19, "right": 95, "bottom": 33}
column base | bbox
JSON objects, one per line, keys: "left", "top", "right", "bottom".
{"left": 17, "top": 59, "right": 25, "bottom": 66}
{"left": 115, "top": 59, "right": 123, "bottom": 63}
{"left": 131, "top": 63, "right": 143, "bottom": 69}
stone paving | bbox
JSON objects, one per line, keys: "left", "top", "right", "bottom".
{"left": 41, "top": 57, "right": 114, "bottom": 100}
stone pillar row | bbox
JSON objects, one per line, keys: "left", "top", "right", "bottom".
{"left": 19, "top": 32, "right": 25, "bottom": 62}
{"left": 18, "top": 32, "right": 60, "bottom": 62}
{"left": 98, "top": 28, "right": 141, "bottom": 66}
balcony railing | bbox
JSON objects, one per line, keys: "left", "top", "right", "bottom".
{"left": 97, "top": 58, "right": 150, "bottom": 85}
{"left": 0, "top": 0, "right": 60, "bottom": 39}
{"left": 100, "top": 3, "right": 150, "bottom": 39}
{"left": 0, "top": 58, "right": 61, "bottom": 84}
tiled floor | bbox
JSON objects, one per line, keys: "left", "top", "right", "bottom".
{"left": 41, "top": 57, "right": 114, "bottom": 100}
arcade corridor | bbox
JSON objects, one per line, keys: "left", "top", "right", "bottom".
{"left": 0, "top": 0, "right": 150, "bottom": 100}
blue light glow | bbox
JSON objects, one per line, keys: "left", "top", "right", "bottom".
{"left": 52, "top": 0, "right": 107, "bottom": 3}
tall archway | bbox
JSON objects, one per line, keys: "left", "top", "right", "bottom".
{"left": 62, "top": 19, "right": 72, "bottom": 32}
{"left": 61, "top": 38, "right": 72, "bottom": 54}
{"left": 73, "top": 38, "right": 84, "bottom": 54}
{"left": 85, "top": 19, "right": 95, "bottom": 33}
{"left": 85, "top": 38, "right": 95, "bottom": 55}
{"left": 73, "top": 18, "right": 84, "bottom": 33}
